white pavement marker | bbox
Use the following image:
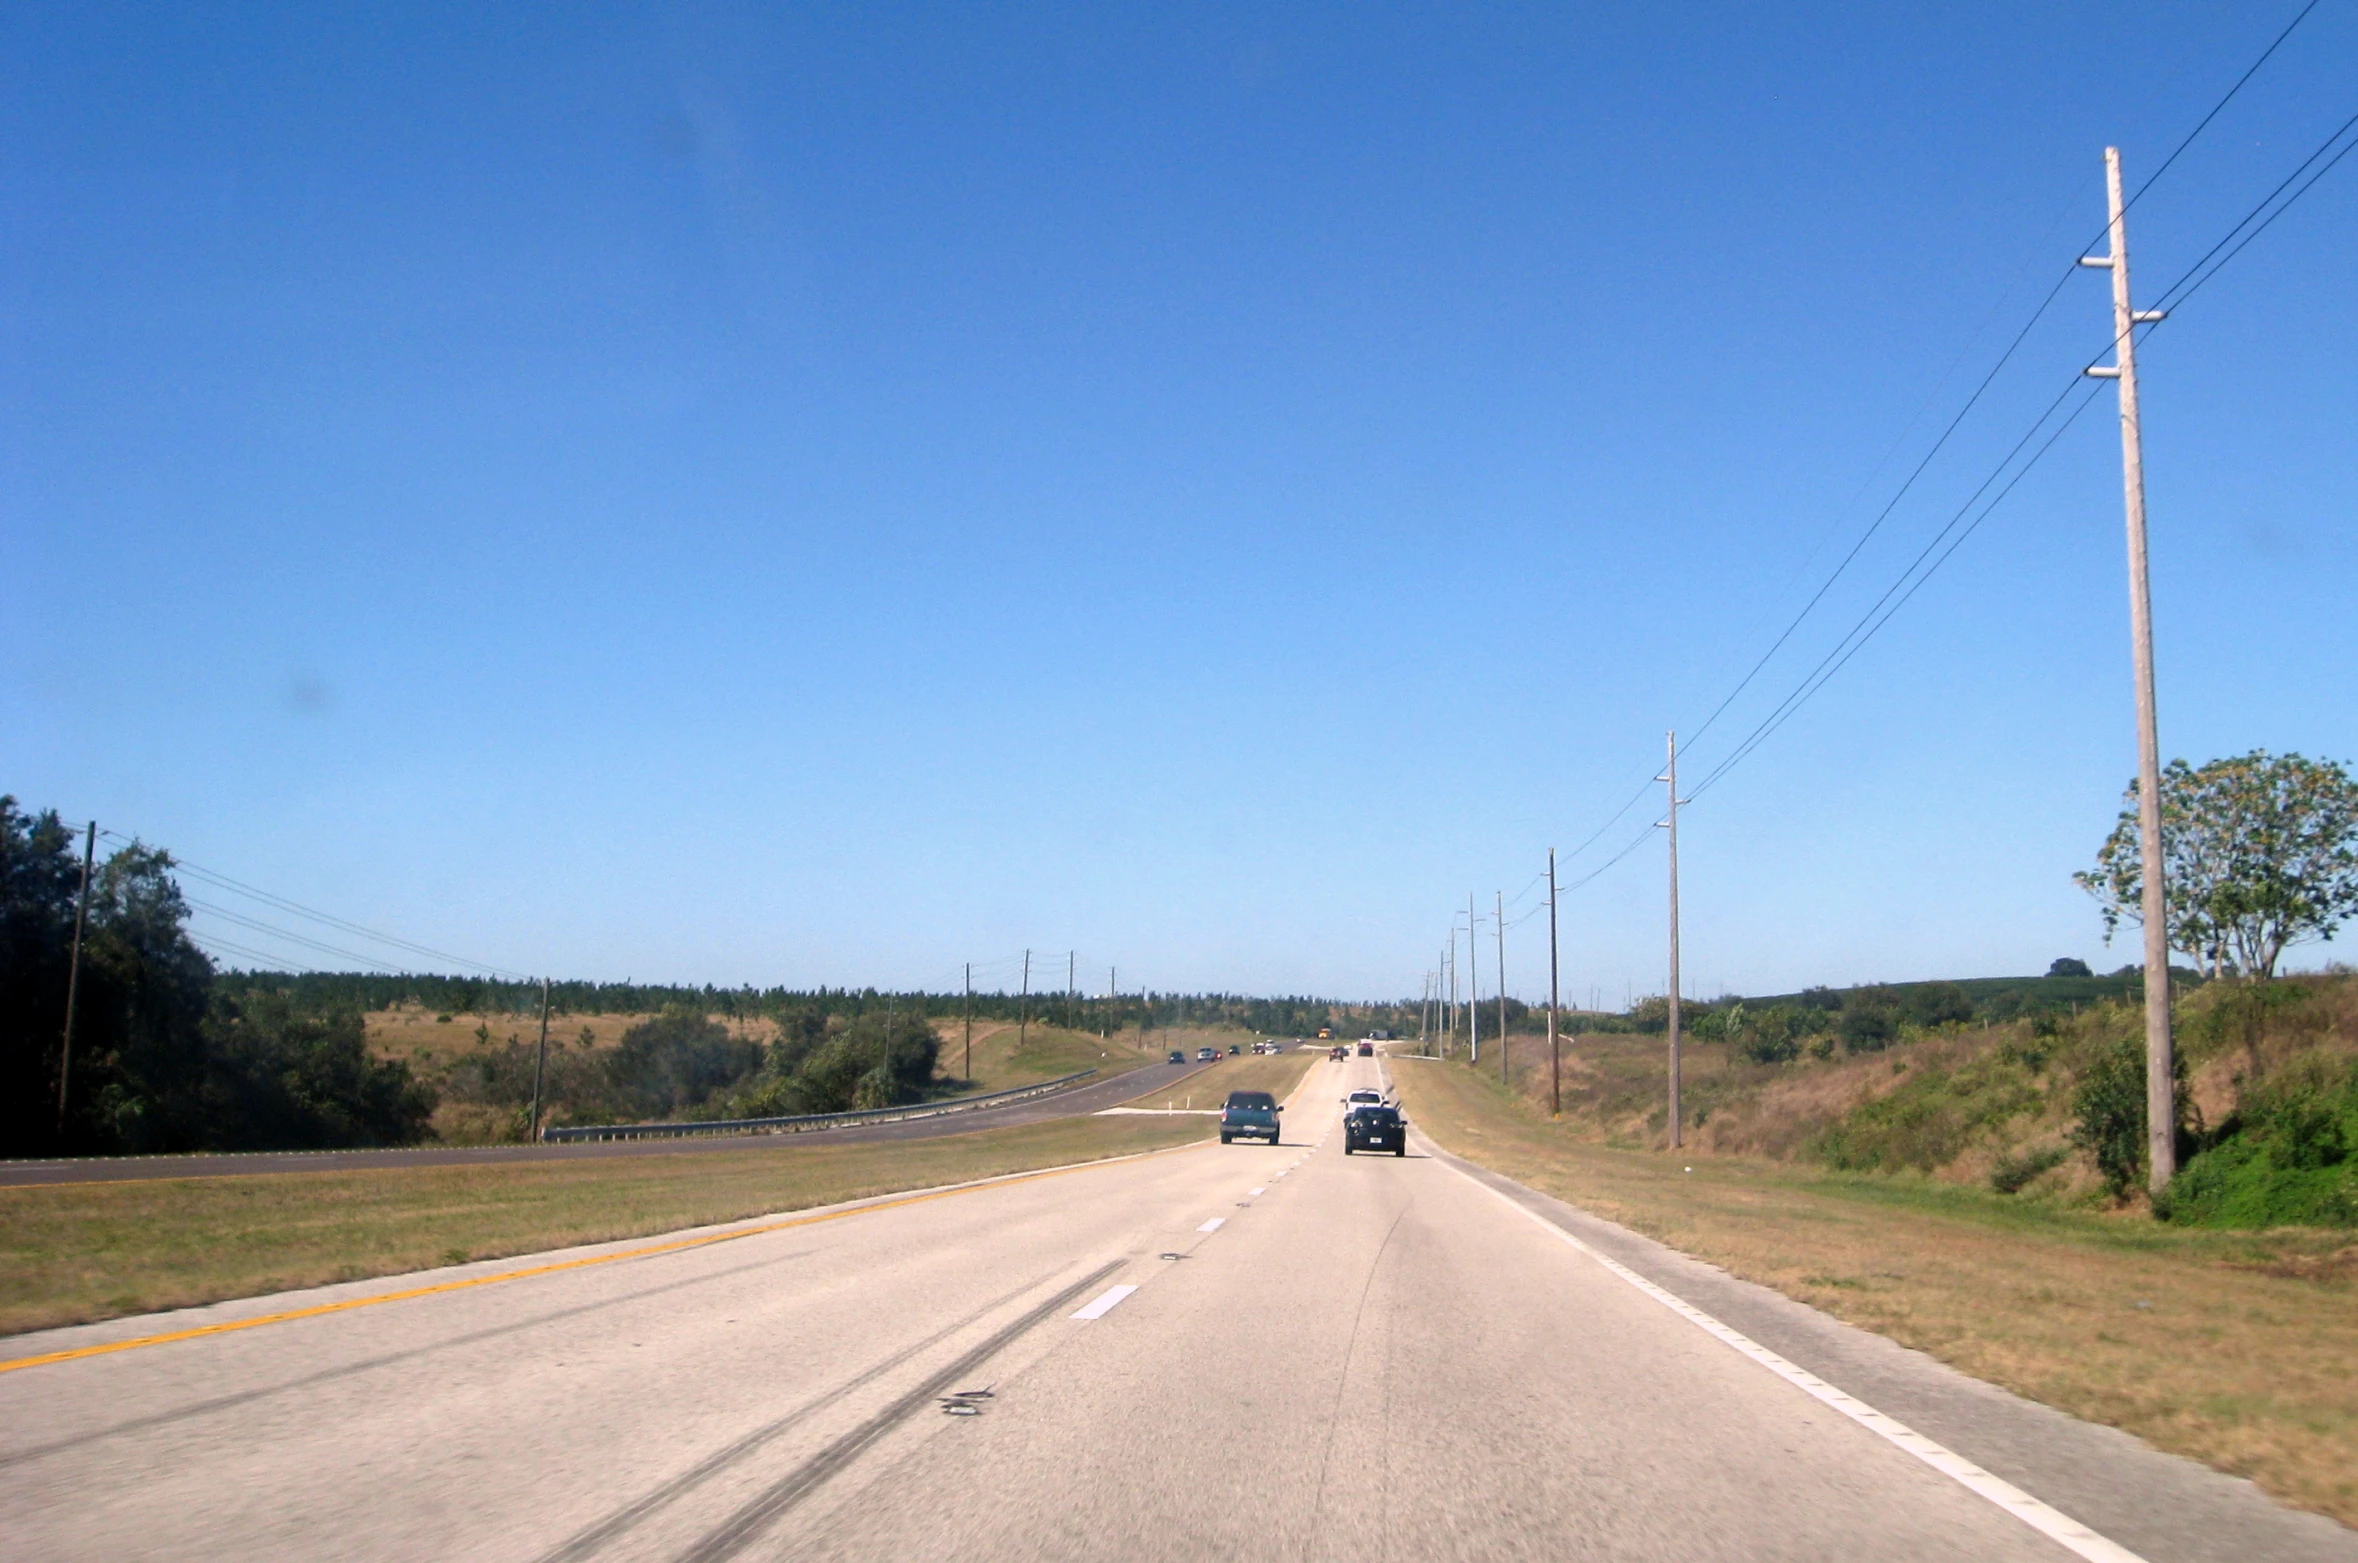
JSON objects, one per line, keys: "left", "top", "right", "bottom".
{"left": 1069, "top": 1285, "right": 1138, "bottom": 1321}
{"left": 1196, "top": 1217, "right": 1225, "bottom": 1233}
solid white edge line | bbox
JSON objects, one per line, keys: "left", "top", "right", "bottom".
{"left": 1070, "top": 1284, "right": 1139, "bottom": 1321}
{"left": 1447, "top": 1152, "right": 2148, "bottom": 1563}
{"left": 1196, "top": 1217, "right": 1226, "bottom": 1233}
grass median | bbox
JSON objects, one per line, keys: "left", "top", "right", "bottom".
{"left": 1389, "top": 1053, "right": 2358, "bottom": 1528}
{"left": 0, "top": 1112, "right": 1215, "bottom": 1339}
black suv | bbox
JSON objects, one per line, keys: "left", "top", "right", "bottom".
{"left": 1220, "top": 1090, "right": 1282, "bottom": 1145}
{"left": 1343, "top": 1104, "right": 1404, "bottom": 1156}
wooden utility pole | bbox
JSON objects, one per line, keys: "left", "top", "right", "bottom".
{"left": 529, "top": 976, "right": 551, "bottom": 1141}
{"left": 2082, "top": 145, "right": 2176, "bottom": 1195}
{"left": 1018, "top": 949, "right": 1031, "bottom": 1050}
{"left": 1443, "top": 940, "right": 1456, "bottom": 1057}
{"left": 1104, "top": 966, "right": 1114, "bottom": 1042}
{"left": 963, "top": 963, "right": 973, "bottom": 1081}
{"left": 1659, "top": 732, "right": 1685, "bottom": 1149}
{"left": 56, "top": 820, "right": 96, "bottom": 1137}
{"left": 1495, "top": 889, "right": 1509, "bottom": 1085}
{"left": 1066, "top": 950, "right": 1076, "bottom": 1032}
{"left": 1466, "top": 895, "right": 1481, "bottom": 1065}
{"left": 1547, "top": 847, "right": 1562, "bottom": 1117}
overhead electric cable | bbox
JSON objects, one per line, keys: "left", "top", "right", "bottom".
{"left": 100, "top": 830, "right": 530, "bottom": 979}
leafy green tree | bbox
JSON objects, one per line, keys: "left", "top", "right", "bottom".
{"left": 2046, "top": 957, "right": 2094, "bottom": 979}
{"left": 200, "top": 990, "right": 436, "bottom": 1148}
{"left": 2077, "top": 751, "right": 2358, "bottom": 979}
{"left": 1734, "top": 1004, "right": 1804, "bottom": 1065}
{"left": 1838, "top": 988, "right": 1898, "bottom": 1052}
{"left": 1, "top": 802, "right": 215, "bottom": 1154}
{"left": 1900, "top": 981, "right": 1973, "bottom": 1029}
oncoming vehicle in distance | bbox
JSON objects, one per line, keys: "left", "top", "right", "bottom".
{"left": 1220, "top": 1090, "right": 1282, "bottom": 1145}
{"left": 1167, "top": 1050, "right": 1186, "bottom": 1065}
{"left": 1196, "top": 1047, "right": 1218, "bottom": 1063}
{"left": 1343, "top": 1103, "right": 1405, "bottom": 1155}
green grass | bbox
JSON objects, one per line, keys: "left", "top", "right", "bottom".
{"left": 0, "top": 1111, "right": 1217, "bottom": 1339}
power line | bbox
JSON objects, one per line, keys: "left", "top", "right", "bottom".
{"left": 184, "top": 898, "right": 422, "bottom": 973}
{"left": 1687, "top": 96, "right": 2358, "bottom": 800}
{"left": 1529, "top": 2, "right": 2334, "bottom": 892}
{"left": 101, "top": 830, "right": 530, "bottom": 979}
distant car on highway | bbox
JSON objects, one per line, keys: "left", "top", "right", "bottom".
{"left": 1329, "top": 1045, "right": 1348, "bottom": 1061}
{"left": 1167, "top": 1050, "right": 1186, "bottom": 1065}
{"left": 1356, "top": 1041, "right": 1375, "bottom": 1057}
{"left": 1227, "top": 1044, "right": 1241, "bottom": 1056}
{"left": 1196, "top": 1047, "right": 1218, "bottom": 1062}
{"left": 1343, "top": 1104, "right": 1405, "bottom": 1155}
{"left": 1343, "top": 1088, "right": 1385, "bottom": 1110}
{"left": 1219, "top": 1090, "right": 1282, "bottom": 1145}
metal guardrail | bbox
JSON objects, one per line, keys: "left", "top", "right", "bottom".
{"left": 539, "top": 1068, "right": 1101, "bottom": 1143}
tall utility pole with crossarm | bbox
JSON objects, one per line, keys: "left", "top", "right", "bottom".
{"left": 2081, "top": 144, "right": 2176, "bottom": 1194}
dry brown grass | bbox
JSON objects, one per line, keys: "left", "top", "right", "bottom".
{"left": 0, "top": 1112, "right": 1218, "bottom": 1339}
{"left": 1391, "top": 1055, "right": 2358, "bottom": 1527}
{"left": 364, "top": 1005, "right": 776, "bottom": 1059}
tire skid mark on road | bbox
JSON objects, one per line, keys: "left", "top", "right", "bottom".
{"left": 1443, "top": 1146, "right": 2149, "bottom": 1563}
{"left": 0, "top": 1247, "right": 820, "bottom": 1473}
{"left": 1306, "top": 1203, "right": 1412, "bottom": 1537}
{"left": 531, "top": 1265, "right": 1061, "bottom": 1563}
{"left": 0, "top": 1140, "right": 1214, "bottom": 1379}
{"left": 668, "top": 1260, "right": 1128, "bottom": 1563}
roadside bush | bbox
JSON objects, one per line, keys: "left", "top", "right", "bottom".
{"left": 1734, "top": 1004, "right": 1804, "bottom": 1065}
{"left": 1811, "top": 1069, "right": 1970, "bottom": 1172}
{"left": 2071, "top": 1033, "right": 2190, "bottom": 1199}
{"left": 2157, "top": 1057, "right": 2358, "bottom": 1227}
{"left": 607, "top": 1007, "right": 763, "bottom": 1118}
{"left": 719, "top": 1009, "right": 940, "bottom": 1118}
{"left": 1990, "top": 1144, "right": 2069, "bottom": 1194}
{"left": 1900, "top": 981, "right": 1974, "bottom": 1030}
{"left": 1838, "top": 993, "right": 1898, "bottom": 1053}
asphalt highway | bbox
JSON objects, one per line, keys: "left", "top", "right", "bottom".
{"left": 4, "top": 1055, "right": 2349, "bottom": 1562}
{"left": 0, "top": 1057, "right": 1216, "bottom": 1187}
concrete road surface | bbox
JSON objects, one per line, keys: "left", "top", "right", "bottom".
{"left": 0, "top": 1059, "right": 1215, "bottom": 1187}
{"left": 3, "top": 1055, "right": 2348, "bottom": 1562}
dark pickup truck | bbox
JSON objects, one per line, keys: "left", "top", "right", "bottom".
{"left": 1219, "top": 1090, "right": 1282, "bottom": 1145}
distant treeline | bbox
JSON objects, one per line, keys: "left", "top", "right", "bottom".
{"left": 213, "top": 970, "right": 1404, "bottom": 1041}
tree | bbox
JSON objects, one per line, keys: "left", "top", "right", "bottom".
{"left": 2077, "top": 751, "right": 2358, "bottom": 979}
{"left": 2046, "top": 957, "right": 2093, "bottom": 979}
{"left": 200, "top": 990, "right": 436, "bottom": 1149}
{"left": 607, "top": 1006, "right": 763, "bottom": 1117}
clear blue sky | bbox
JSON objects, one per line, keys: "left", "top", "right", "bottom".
{"left": 7, "top": 3, "right": 2355, "bottom": 1001}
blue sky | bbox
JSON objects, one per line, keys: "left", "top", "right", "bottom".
{"left": 6, "top": 3, "right": 2355, "bottom": 1001}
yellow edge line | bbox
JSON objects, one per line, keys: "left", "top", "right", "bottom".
{"left": 0, "top": 1136, "right": 1213, "bottom": 1378}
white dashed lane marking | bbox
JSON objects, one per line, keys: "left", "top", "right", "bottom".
{"left": 1070, "top": 1285, "right": 1139, "bottom": 1321}
{"left": 1196, "top": 1217, "right": 1226, "bottom": 1233}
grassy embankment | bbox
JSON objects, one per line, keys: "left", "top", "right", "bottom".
{"left": 369, "top": 1004, "right": 1174, "bottom": 1144}
{"left": 1391, "top": 987, "right": 2358, "bottom": 1526}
